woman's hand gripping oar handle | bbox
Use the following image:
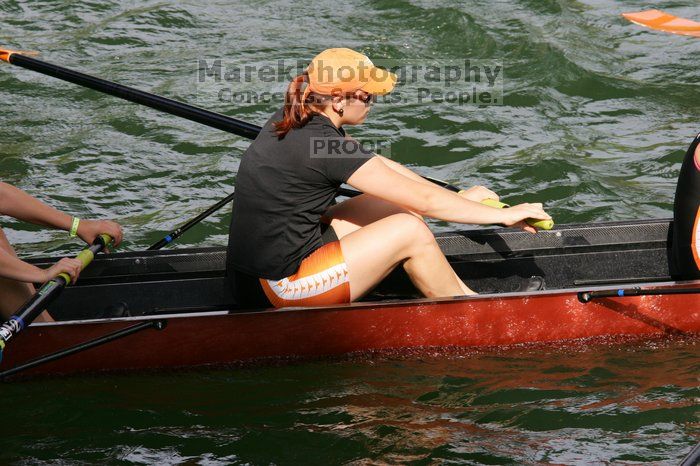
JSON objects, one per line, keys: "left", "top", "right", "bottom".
{"left": 0, "top": 234, "right": 113, "bottom": 362}
{"left": 56, "top": 234, "right": 112, "bottom": 285}
{"left": 481, "top": 199, "right": 554, "bottom": 230}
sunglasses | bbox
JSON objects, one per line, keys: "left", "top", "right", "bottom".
{"left": 349, "top": 92, "right": 374, "bottom": 105}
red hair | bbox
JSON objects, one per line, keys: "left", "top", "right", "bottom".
{"left": 274, "top": 72, "right": 322, "bottom": 138}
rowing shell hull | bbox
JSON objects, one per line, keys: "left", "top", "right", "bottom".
{"left": 2, "top": 282, "right": 699, "bottom": 379}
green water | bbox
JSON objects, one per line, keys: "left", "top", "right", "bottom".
{"left": 0, "top": 0, "right": 699, "bottom": 463}
{"left": 1, "top": 341, "right": 698, "bottom": 464}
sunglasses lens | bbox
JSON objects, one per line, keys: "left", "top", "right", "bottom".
{"left": 348, "top": 93, "right": 373, "bottom": 105}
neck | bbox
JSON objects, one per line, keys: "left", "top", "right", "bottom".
{"left": 320, "top": 109, "right": 343, "bottom": 129}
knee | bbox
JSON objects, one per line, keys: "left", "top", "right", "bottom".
{"left": 392, "top": 213, "right": 435, "bottom": 246}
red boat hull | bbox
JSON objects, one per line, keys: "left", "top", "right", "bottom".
{"left": 2, "top": 282, "right": 699, "bottom": 379}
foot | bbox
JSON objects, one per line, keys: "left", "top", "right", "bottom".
{"left": 97, "top": 301, "right": 130, "bottom": 319}
{"left": 514, "top": 276, "right": 546, "bottom": 292}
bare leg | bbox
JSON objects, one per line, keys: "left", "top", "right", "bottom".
{"left": 338, "top": 212, "right": 467, "bottom": 301}
{"left": 0, "top": 228, "right": 53, "bottom": 322}
{"left": 324, "top": 194, "right": 475, "bottom": 296}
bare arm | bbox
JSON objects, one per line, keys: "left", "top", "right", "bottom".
{"left": 0, "top": 183, "right": 123, "bottom": 246}
{"left": 376, "top": 154, "right": 499, "bottom": 202}
{"left": 342, "top": 131, "right": 433, "bottom": 188}
{"left": 375, "top": 155, "right": 435, "bottom": 188}
{"left": 0, "top": 183, "right": 117, "bottom": 286}
{"left": 0, "top": 183, "right": 72, "bottom": 230}
{"left": 347, "top": 157, "right": 550, "bottom": 226}
{"left": 0, "top": 247, "right": 47, "bottom": 283}
{"left": 0, "top": 246, "right": 83, "bottom": 284}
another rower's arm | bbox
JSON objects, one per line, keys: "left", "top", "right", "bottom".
{"left": 0, "top": 236, "right": 83, "bottom": 285}
{"left": 0, "top": 183, "right": 123, "bottom": 246}
{"left": 0, "top": 182, "right": 73, "bottom": 231}
{"left": 0, "top": 246, "right": 47, "bottom": 283}
{"left": 347, "top": 157, "right": 550, "bottom": 226}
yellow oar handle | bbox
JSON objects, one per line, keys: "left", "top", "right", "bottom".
{"left": 480, "top": 199, "right": 554, "bottom": 230}
{"left": 57, "top": 234, "right": 113, "bottom": 285}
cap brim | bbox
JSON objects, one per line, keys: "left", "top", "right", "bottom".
{"left": 360, "top": 67, "right": 397, "bottom": 95}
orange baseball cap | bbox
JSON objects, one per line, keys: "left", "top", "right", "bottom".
{"left": 303, "top": 48, "right": 397, "bottom": 99}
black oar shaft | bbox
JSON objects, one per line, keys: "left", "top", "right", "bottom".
{"left": 578, "top": 286, "right": 700, "bottom": 303}
{"left": 2, "top": 51, "right": 459, "bottom": 191}
{"left": 4, "top": 52, "right": 261, "bottom": 140}
{"left": 147, "top": 186, "right": 362, "bottom": 250}
{"left": 0, "top": 320, "right": 166, "bottom": 380}
{"left": 148, "top": 191, "right": 236, "bottom": 250}
{"left": 0, "top": 235, "right": 112, "bottom": 352}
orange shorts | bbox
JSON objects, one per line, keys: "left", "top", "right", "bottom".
{"left": 259, "top": 240, "right": 351, "bottom": 308}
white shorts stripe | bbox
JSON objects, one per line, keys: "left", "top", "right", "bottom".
{"left": 265, "top": 263, "right": 349, "bottom": 300}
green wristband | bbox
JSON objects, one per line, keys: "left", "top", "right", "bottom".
{"left": 69, "top": 217, "right": 80, "bottom": 238}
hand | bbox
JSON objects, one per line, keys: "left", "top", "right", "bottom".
{"left": 40, "top": 257, "right": 84, "bottom": 284}
{"left": 500, "top": 203, "right": 551, "bottom": 234}
{"left": 459, "top": 185, "right": 499, "bottom": 203}
{"left": 77, "top": 219, "right": 123, "bottom": 250}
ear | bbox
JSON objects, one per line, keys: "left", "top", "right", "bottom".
{"left": 331, "top": 95, "right": 345, "bottom": 114}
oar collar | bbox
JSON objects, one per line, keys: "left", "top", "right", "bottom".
{"left": 0, "top": 48, "right": 39, "bottom": 63}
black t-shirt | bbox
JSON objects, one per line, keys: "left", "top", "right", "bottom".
{"left": 227, "top": 109, "right": 374, "bottom": 279}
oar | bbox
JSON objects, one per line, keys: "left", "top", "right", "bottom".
{"left": 622, "top": 10, "right": 700, "bottom": 38}
{"left": 578, "top": 286, "right": 699, "bottom": 303}
{"left": 147, "top": 186, "right": 360, "bottom": 250}
{"left": 0, "top": 49, "right": 260, "bottom": 139}
{"left": 148, "top": 192, "right": 236, "bottom": 250}
{"left": 0, "top": 234, "right": 113, "bottom": 361}
{"left": 0, "top": 48, "right": 456, "bottom": 192}
{"left": 680, "top": 441, "right": 700, "bottom": 466}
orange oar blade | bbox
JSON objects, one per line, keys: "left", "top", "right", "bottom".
{"left": 622, "top": 9, "right": 700, "bottom": 38}
{"left": 0, "top": 48, "right": 39, "bottom": 63}
{"left": 0, "top": 48, "right": 13, "bottom": 62}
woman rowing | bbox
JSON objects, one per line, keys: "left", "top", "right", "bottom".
{"left": 227, "top": 48, "right": 551, "bottom": 308}
{"left": 0, "top": 182, "right": 123, "bottom": 320}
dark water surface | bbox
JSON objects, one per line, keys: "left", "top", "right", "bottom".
{"left": 1, "top": 340, "right": 698, "bottom": 464}
{"left": 1, "top": 0, "right": 699, "bottom": 463}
